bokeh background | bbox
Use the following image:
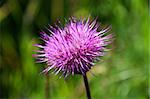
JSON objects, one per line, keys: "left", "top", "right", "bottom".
{"left": 0, "top": 0, "right": 149, "bottom": 99}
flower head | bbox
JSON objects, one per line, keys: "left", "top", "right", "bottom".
{"left": 33, "top": 17, "right": 113, "bottom": 77}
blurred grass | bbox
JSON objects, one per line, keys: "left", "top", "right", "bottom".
{"left": 0, "top": 0, "right": 149, "bottom": 99}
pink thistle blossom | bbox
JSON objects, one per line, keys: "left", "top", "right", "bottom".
{"left": 33, "top": 17, "right": 113, "bottom": 77}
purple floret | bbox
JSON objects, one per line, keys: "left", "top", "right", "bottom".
{"left": 33, "top": 17, "right": 113, "bottom": 77}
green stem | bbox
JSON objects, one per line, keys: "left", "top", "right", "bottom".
{"left": 83, "top": 73, "right": 91, "bottom": 99}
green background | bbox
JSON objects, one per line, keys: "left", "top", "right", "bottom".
{"left": 0, "top": 0, "right": 149, "bottom": 99}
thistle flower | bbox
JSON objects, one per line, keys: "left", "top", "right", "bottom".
{"left": 33, "top": 17, "right": 113, "bottom": 77}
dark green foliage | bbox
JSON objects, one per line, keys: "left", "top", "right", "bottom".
{"left": 0, "top": 0, "right": 148, "bottom": 98}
